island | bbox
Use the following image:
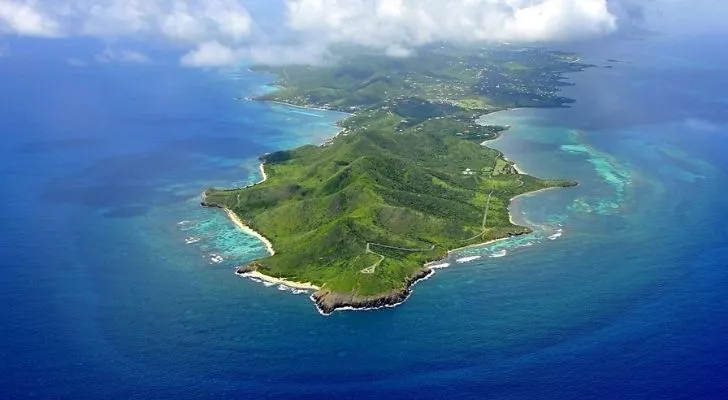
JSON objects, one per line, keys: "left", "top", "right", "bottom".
{"left": 202, "top": 45, "right": 584, "bottom": 314}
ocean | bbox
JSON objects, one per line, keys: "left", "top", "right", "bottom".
{"left": 1, "top": 35, "right": 727, "bottom": 399}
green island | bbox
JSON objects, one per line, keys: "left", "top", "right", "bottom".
{"left": 202, "top": 46, "right": 583, "bottom": 314}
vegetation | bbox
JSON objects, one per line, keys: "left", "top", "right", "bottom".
{"left": 256, "top": 45, "right": 587, "bottom": 112}
{"left": 205, "top": 46, "right": 581, "bottom": 297}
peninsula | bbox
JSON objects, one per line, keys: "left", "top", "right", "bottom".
{"left": 202, "top": 46, "right": 583, "bottom": 314}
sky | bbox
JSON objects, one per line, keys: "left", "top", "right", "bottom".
{"left": 0, "top": 0, "right": 724, "bottom": 67}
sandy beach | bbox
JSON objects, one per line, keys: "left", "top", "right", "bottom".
{"left": 222, "top": 162, "right": 272, "bottom": 254}
{"left": 207, "top": 162, "right": 324, "bottom": 292}
{"left": 447, "top": 236, "right": 512, "bottom": 255}
{"left": 224, "top": 208, "right": 275, "bottom": 256}
{"left": 510, "top": 186, "right": 563, "bottom": 202}
{"left": 239, "top": 270, "right": 321, "bottom": 291}
{"left": 269, "top": 100, "right": 347, "bottom": 114}
{"left": 228, "top": 163, "right": 326, "bottom": 290}
{"left": 258, "top": 163, "right": 267, "bottom": 183}
{"left": 223, "top": 201, "right": 326, "bottom": 292}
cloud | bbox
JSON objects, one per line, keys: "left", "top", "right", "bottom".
{"left": 0, "top": 1, "right": 254, "bottom": 44}
{"left": 181, "top": 40, "right": 239, "bottom": 67}
{"left": 0, "top": 0, "right": 63, "bottom": 37}
{"left": 180, "top": 0, "right": 624, "bottom": 67}
{"left": 0, "top": 0, "right": 256, "bottom": 66}
{"left": 385, "top": 44, "right": 412, "bottom": 58}
{"left": 285, "top": 0, "right": 618, "bottom": 49}
{"left": 0, "top": 0, "right": 678, "bottom": 67}
{"left": 246, "top": 42, "right": 331, "bottom": 65}
{"left": 72, "top": 0, "right": 253, "bottom": 43}
{"left": 180, "top": 40, "right": 333, "bottom": 67}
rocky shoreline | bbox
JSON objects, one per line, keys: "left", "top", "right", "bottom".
{"left": 237, "top": 264, "right": 433, "bottom": 315}
{"left": 311, "top": 268, "right": 433, "bottom": 315}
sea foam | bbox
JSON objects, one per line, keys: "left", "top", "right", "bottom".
{"left": 456, "top": 256, "right": 482, "bottom": 263}
{"left": 490, "top": 250, "right": 507, "bottom": 258}
{"left": 548, "top": 229, "right": 563, "bottom": 241}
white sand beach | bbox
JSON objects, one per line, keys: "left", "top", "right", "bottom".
{"left": 224, "top": 208, "right": 275, "bottom": 256}
{"left": 239, "top": 270, "right": 321, "bottom": 291}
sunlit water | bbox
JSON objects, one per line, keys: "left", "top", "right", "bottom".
{"left": 1, "top": 36, "right": 727, "bottom": 399}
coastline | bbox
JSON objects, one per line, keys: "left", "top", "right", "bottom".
{"left": 266, "top": 99, "right": 353, "bottom": 146}
{"left": 223, "top": 208, "right": 275, "bottom": 256}
{"left": 203, "top": 162, "right": 331, "bottom": 292}
{"left": 267, "top": 100, "right": 348, "bottom": 114}
{"left": 510, "top": 186, "right": 564, "bottom": 205}
{"left": 220, "top": 204, "right": 332, "bottom": 292}
{"left": 311, "top": 268, "right": 433, "bottom": 316}
{"left": 215, "top": 161, "right": 274, "bottom": 256}
{"left": 506, "top": 186, "right": 566, "bottom": 226}
{"left": 266, "top": 99, "right": 354, "bottom": 117}
{"left": 237, "top": 270, "right": 321, "bottom": 291}
{"left": 258, "top": 163, "right": 267, "bottom": 183}
{"left": 447, "top": 236, "right": 515, "bottom": 255}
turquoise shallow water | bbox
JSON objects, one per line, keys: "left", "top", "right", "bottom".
{"left": 1, "top": 36, "right": 728, "bottom": 399}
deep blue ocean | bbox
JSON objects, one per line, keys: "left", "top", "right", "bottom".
{"left": 2, "top": 34, "right": 728, "bottom": 399}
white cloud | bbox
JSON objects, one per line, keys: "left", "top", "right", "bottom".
{"left": 180, "top": 41, "right": 332, "bottom": 67}
{"left": 74, "top": 0, "right": 253, "bottom": 43}
{"left": 286, "top": 0, "right": 618, "bottom": 48}
{"left": 160, "top": 3, "right": 206, "bottom": 42}
{"left": 81, "top": 1, "right": 160, "bottom": 36}
{"left": 385, "top": 44, "right": 412, "bottom": 58}
{"left": 181, "top": 40, "right": 239, "bottom": 67}
{"left": 0, "top": 0, "right": 63, "bottom": 37}
{"left": 245, "top": 42, "right": 330, "bottom": 65}
{"left": 0, "top": 0, "right": 677, "bottom": 67}
{"left": 206, "top": 1, "right": 252, "bottom": 42}
{"left": 0, "top": 0, "right": 255, "bottom": 66}
{"left": 0, "top": 0, "right": 255, "bottom": 44}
